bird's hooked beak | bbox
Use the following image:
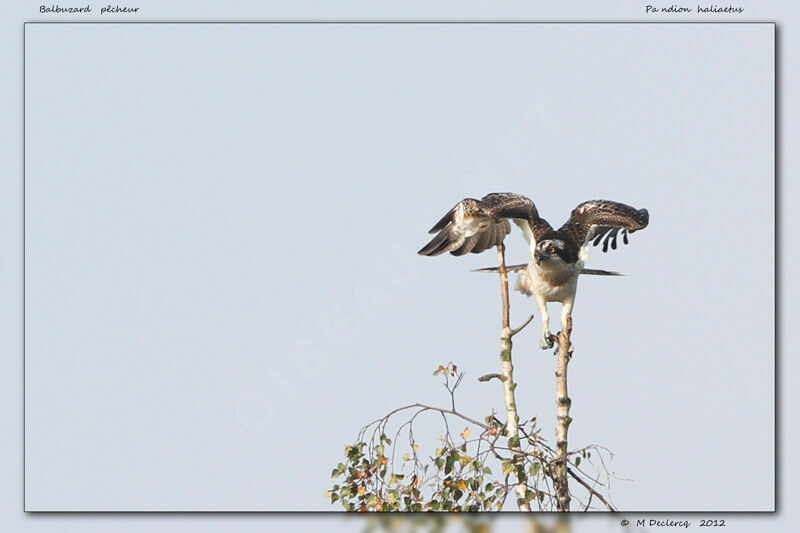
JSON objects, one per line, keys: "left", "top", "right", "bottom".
{"left": 535, "top": 252, "right": 549, "bottom": 265}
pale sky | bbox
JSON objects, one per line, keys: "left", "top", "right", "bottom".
{"left": 23, "top": 22, "right": 774, "bottom": 513}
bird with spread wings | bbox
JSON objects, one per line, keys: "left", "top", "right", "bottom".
{"left": 418, "top": 193, "right": 649, "bottom": 350}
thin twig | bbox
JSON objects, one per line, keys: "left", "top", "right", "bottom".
{"left": 567, "top": 467, "right": 617, "bottom": 512}
{"left": 511, "top": 314, "right": 535, "bottom": 337}
{"left": 360, "top": 402, "right": 491, "bottom": 433}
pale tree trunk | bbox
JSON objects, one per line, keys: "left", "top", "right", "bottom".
{"left": 553, "top": 316, "right": 573, "bottom": 511}
{"left": 496, "top": 243, "right": 531, "bottom": 512}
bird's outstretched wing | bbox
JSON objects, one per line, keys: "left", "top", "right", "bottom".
{"left": 418, "top": 193, "right": 548, "bottom": 257}
{"left": 559, "top": 200, "right": 649, "bottom": 255}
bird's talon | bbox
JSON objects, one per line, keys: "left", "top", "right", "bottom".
{"left": 539, "top": 332, "right": 555, "bottom": 350}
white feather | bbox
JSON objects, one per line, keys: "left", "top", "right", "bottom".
{"left": 513, "top": 218, "right": 534, "bottom": 245}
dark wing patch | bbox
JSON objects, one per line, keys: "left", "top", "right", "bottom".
{"left": 428, "top": 205, "right": 457, "bottom": 234}
{"left": 418, "top": 193, "right": 542, "bottom": 257}
{"left": 559, "top": 200, "right": 649, "bottom": 254}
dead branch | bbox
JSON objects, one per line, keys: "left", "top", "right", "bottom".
{"left": 567, "top": 467, "right": 616, "bottom": 512}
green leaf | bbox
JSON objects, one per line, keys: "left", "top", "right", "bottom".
{"left": 345, "top": 445, "right": 361, "bottom": 460}
{"left": 501, "top": 460, "right": 513, "bottom": 475}
{"left": 331, "top": 462, "right": 346, "bottom": 477}
{"left": 445, "top": 455, "right": 455, "bottom": 475}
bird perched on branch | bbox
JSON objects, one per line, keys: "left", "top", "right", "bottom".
{"left": 418, "top": 193, "right": 649, "bottom": 350}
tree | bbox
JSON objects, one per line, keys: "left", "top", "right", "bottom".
{"left": 327, "top": 244, "right": 617, "bottom": 512}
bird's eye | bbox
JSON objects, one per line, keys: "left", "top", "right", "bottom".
{"left": 549, "top": 247, "right": 555, "bottom": 254}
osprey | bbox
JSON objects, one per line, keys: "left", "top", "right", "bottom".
{"left": 418, "top": 193, "right": 649, "bottom": 350}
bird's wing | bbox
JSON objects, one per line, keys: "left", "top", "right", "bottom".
{"left": 558, "top": 200, "right": 649, "bottom": 257}
{"left": 418, "top": 193, "right": 550, "bottom": 257}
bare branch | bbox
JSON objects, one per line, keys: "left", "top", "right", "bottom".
{"left": 496, "top": 243, "right": 531, "bottom": 511}
{"left": 567, "top": 467, "right": 617, "bottom": 512}
{"left": 360, "top": 402, "right": 491, "bottom": 435}
{"left": 553, "top": 315, "right": 574, "bottom": 511}
{"left": 511, "top": 314, "right": 535, "bottom": 337}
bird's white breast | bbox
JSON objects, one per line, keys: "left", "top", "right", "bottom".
{"left": 515, "top": 259, "right": 582, "bottom": 303}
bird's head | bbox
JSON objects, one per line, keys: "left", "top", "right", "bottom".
{"left": 534, "top": 239, "right": 572, "bottom": 266}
